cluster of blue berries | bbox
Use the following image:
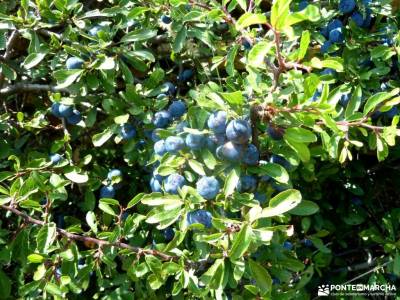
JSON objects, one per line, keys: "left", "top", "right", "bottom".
{"left": 99, "top": 169, "right": 123, "bottom": 199}
{"left": 320, "top": 0, "right": 372, "bottom": 54}
{"left": 51, "top": 102, "right": 82, "bottom": 125}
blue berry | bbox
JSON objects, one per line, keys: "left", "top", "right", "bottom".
{"left": 187, "top": 210, "right": 212, "bottom": 228}
{"left": 168, "top": 100, "right": 186, "bottom": 119}
{"left": 185, "top": 133, "right": 205, "bottom": 150}
{"left": 216, "top": 142, "right": 244, "bottom": 161}
{"left": 177, "top": 69, "right": 194, "bottom": 82}
{"left": 153, "top": 110, "right": 171, "bottom": 128}
{"left": 243, "top": 144, "right": 259, "bottom": 166}
{"left": 51, "top": 103, "right": 62, "bottom": 118}
{"left": 298, "top": 0, "right": 308, "bottom": 10}
{"left": 165, "top": 136, "right": 185, "bottom": 154}
{"left": 163, "top": 82, "right": 176, "bottom": 95}
{"left": 237, "top": 175, "right": 257, "bottom": 193}
{"left": 119, "top": 124, "right": 136, "bottom": 140}
{"left": 58, "top": 104, "right": 73, "bottom": 118}
{"left": 321, "top": 40, "right": 332, "bottom": 54}
{"left": 339, "top": 0, "right": 356, "bottom": 14}
{"left": 154, "top": 140, "right": 167, "bottom": 156}
{"left": 329, "top": 28, "right": 344, "bottom": 44}
{"left": 107, "top": 169, "right": 122, "bottom": 181}
{"left": 161, "top": 15, "right": 172, "bottom": 24}
{"left": 267, "top": 126, "right": 284, "bottom": 140}
{"left": 163, "top": 227, "right": 175, "bottom": 241}
{"left": 226, "top": 120, "right": 252, "bottom": 144}
{"left": 164, "top": 173, "right": 185, "bottom": 194}
{"left": 150, "top": 174, "right": 163, "bottom": 193}
{"left": 283, "top": 241, "right": 293, "bottom": 250}
{"left": 207, "top": 111, "right": 227, "bottom": 134}
{"left": 196, "top": 176, "right": 220, "bottom": 200}
{"left": 100, "top": 185, "right": 115, "bottom": 198}
{"left": 66, "top": 57, "right": 84, "bottom": 70}
{"left": 50, "top": 153, "right": 62, "bottom": 165}
{"left": 66, "top": 109, "right": 82, "bottom": 125}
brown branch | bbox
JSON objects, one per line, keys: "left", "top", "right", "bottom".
{"left": 0, "top": 83, "right": 69, "bottom": 95}
{"left": 0, "top": 204, "right": 177, "bottom": 262}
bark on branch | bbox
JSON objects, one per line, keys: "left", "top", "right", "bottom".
{"left": 0, "top": 83, "right": 69, "bottom": 95}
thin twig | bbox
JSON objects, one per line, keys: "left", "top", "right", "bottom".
{"left": 0, "top": 204, "right": 177, "bottom": 261}
{"left": 0, "top": 83, "right": 69, "bottom": 95}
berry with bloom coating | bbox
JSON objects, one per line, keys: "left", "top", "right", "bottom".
{"left": 327, "top": 19, "right": 343, "bottom": 32}
{"left": 51, "top": 103, "right": 62, "bottom": 118}
{"left": 243, "top": 144, "right": 259, "bottom": 166}
{"left": 66, "top": 109, "right": 82, "bottom": 125}
{"left": 207, "top": 111, "right": 227, "bottom": 134}
{"left": 163, "top": 227, "right": 175, "bottom": 241}
{"left": 58, "top": 104, "right": 73, "bottom": 118}
{"left": 107, "top": 169, "right": 122, "bottom": 181}
{"left": 150, "top": 175, "right": 163, "bottom": 192}
{"left": 66, "top": 57, "right": 84, "bottom": 70}
{"left": 216, "top": 142, "right": 243, "bottom": 161}
{"left": 329, "top": 27, "right": 344, "bottom": 43}
{"left": 119, "top": 124, "right": 136, "bottom": 140}
{"left": 226, "top": 120, "right": 252, "bottom": 144}
{"left": 50, "top": 153, "right": 62, "bottom": 165}
{"left": 89, "top": 25, "right": 103, "bottom": 36}
{"left": 299, "top": 0, "right": 308, "bottom": 10}
{"left": 187, "top": 210, "right": 212, "bottom": 228}
{"left": 165, "top": 136, "right": 185, "bottom": 154}
{"left": 154, "top": 140, "right": 167, "bottom": 156}
{"left": 270, "top": 154, "right": 292, "bottom": 170}
{"left": 163, "top": 82, "right": 176, "bottom": 95}
{"left": 100, "top": 185, "right": 115, "bottom": 198}
{"left": 321, "top": 41, "right": 332, "bottom": 54}
{"left": 196, "top": 176, "right": 220, "bottom": 200}
{"left": 177, "top": 69, "right": 193, "bottom": 82}
{"left": 164, "top": 173, "right": 185, "bottom": 194}
{"left": 267, "top": 126, "right": 285, "bottom": 140}
{"left": 237, "top": 175, "right": 257, "bottom": 192}
{"left": 153, "top": 110, "right": 171, "bottom": 128}
{"left": 185, "top": 133, "right": 205, "bottom": 150}
{"left": 339, "top": 0, "right": 356, "bottom": 14}
{"left": 161, "top": 15, "right": 172, "bottom": 24}
{"left": 168, "top": 100, "right": 186, "bottom": 119}
{"left": 283, "top": 241, "right": 293, "bottom": 250}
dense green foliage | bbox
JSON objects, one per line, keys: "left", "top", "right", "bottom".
{"left": 1, "top": 0, "right": 400, "bottom": 299}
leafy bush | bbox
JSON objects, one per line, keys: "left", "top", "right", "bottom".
{"left": 0, "top": 0, "right": 400, "bottom": 299}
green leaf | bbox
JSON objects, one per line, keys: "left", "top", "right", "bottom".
{"left": 229, "top": 223, "right": 252, "bottom": 261}
{"left": 260, "top": 189, "right": 302, "bottom": 218}
{"left": 127, "top": 193, "right": 144, "bottom": 208}
{"left": 86, "top": 211, "right": 98, "bottom": 234}
{"left": 200, "top": 259, "right": 225, "bottom": 290}
{"left": 188, "top": 159, "right": 206, "bottom": 176}
{"left": 345, "top": 85, "right": 362, "bottom": 119}
{"left": 92, "top": 127, "right": 114, "bottom": 147}
{"left": 64, "top": 169, "right": 88, "bottom": 183}
{"left": 0, "top": 270, "right": 11, "bottom": 299}
{"left": 248, "top": 41, "right": 272, "bottom": 68}
{"left": 226, "top": 44, "right": 239, "bottom": 76}
{"left": 121, "top": 29, "right": 157, "bottom": 43}
{"left": 141, "top": 194, "right": 183, "bottom": 207}
{"left": 284, "top": 128, "right": 317, "bottom": 144}
{"left": 248, "top": 259, "right": 272, "bottom": 295}
{"left": 201, "top": 149, "right": 217, "bottom": 170}
{"left": 249, "top": 163, "right": 289, "bottom": 183}
{"left": 219, "top": 91, "right": 244, "bottom": 106}
{"left": 285, "top": 139, "right": 310, "bottom": 162}
{"left": 45, "top": 283, "right": 63, "bottom": 297}
{"left": 36, "top": 223, "right": 57, "bottom": 254}
{"left": 224, "top": 167, "right": 240, "bottom": 197}
{"left": 23, "top": 52, "right": 47, "bottom": 69}
{"left": 271, "top": 0, "right": 291, "bottom": 29}
{"left": 288, "top": 200, "right": 319, "bottom": 215}
{"left": 363, "top": 89, "right": 400, "bottom": 115}
{"left": 297, "top": 30, "right": 310, "bottom": 61}
{"left": 173, "top": 27, "right": 187, "bottom": 53}
{"left": 54, "top": 69, "right": 83, "bottom": 88}
{"left": 27, "top": 254, "right": 45, "bottom": 263}
{"left": 236, "top": 13, "right": 267, "bottom": 31}
{"left": 98, "top": 202, "right": 117, "bottom": 216}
